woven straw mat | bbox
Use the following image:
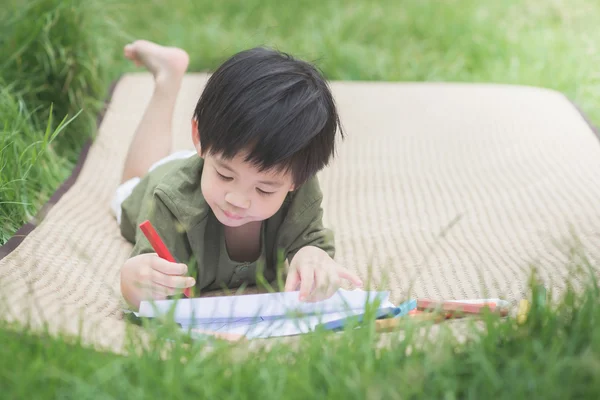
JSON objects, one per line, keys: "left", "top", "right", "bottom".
{"left": 1, "top": 73, "right": 599, "bottom": 352}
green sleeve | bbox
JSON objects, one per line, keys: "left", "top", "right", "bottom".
{"left": 279, "top": 179, "right": 336, "bottom": 263}
{"left": 120, "top": 182, "right": 193, "bottom": 267}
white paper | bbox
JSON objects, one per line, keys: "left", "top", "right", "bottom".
{"left": 138, "top": 289, "right": 393, "bottom": 339}
{"left": 181, "top": 309, "right": 373, "bottom": 339}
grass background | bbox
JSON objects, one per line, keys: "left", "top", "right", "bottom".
{"left": 2, "top": 0, "right": 600, "bottom": 244}
{"left": 1, "top": 0, "right": 600, "bottom": 397}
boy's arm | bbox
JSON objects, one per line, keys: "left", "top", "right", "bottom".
{"left": 278, "top": 178, "right": 335, "bottom": 263}
{"left": 119, "top": 188, "right": 196, "bottom": 308}
{"left": 283, "top": 196, "right": 335, "bottom": 264}
{"left": 278, "top": 178, "right": 362, "bottom": 301}
{"left": 280, "top": 189, "right": 363, "bottom": 300}
{"left": 121, "top": 186, "right": 194, "bottom": 268}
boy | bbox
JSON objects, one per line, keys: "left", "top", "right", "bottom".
{"left": 113, "top": 40, "right": 362, "bottom": 310}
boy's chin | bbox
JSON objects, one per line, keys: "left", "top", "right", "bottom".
{"left": 218, "top": 216, "right": 248, "bottom": 227}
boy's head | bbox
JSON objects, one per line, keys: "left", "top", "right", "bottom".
{"left": 191, "top": 47, "right": 343, "bottom": 227}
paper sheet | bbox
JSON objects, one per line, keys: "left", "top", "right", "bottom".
{"left": 138, "top": 289, "right": 393, "bottom": 339}
{"left": 181, "top": 310, "right": 371, "bottom": 339}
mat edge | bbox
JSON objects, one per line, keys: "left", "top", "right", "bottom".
{"left": 570, "top": 101, "right": 600, "bottom": 143}
{"left": 0, "top": 76, "right": 122, "bottom": 260}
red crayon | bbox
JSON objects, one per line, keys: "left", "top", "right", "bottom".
{"left": 139, "top": 220, "right": 191, "bottom": 298}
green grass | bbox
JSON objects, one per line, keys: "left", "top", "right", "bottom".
{"left": 2, "top": 0, "right": 600, "bottom": 397}
{"left": 0, "top": 85, "right": 79, "bottom": 242}
{"left": 2, "top": 0, "right": 600, "bottom": 244}
{"left": 0, "top": 0, "right": 124, "bottom": 243}
{"left": 2, "top": 270, "right": 600, "bottom": 398}
{"left": 117, "top": 0, "right": 600, "bottom": 122}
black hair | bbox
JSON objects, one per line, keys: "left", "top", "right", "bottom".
{"left": 193, "top": 47, "right": 343, "bottom": 186}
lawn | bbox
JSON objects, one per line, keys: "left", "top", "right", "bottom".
{"left": 2, "top": 0, "right": 600, "bottom": 244}
{"left": 2, "top": 0, "right": 600, "bottom": 397}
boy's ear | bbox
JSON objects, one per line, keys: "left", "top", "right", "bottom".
{"left": 191, "top": 119, "right": 202, "bottom": 155}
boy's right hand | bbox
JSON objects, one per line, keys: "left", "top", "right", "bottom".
{"left": 120, "top": 253, "right": 196, "bottom": 310}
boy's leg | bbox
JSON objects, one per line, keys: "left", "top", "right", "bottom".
{"left": 120, "top": 40, "right": 190, "bottom": 183}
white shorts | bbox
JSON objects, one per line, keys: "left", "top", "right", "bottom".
{"left": 110, "top": 150, "right": 196, "bottom": 225}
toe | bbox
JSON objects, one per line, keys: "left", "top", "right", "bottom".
{"left": 123, "top": 44, "right": 135, "bottom": 58}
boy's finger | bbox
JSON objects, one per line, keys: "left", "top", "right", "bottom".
{"left": 151, "top": 283, "right": 181, "bottom": 299}
{"left": 337, "top": 267, "right": 363, "bottom": 287}
{"left": 150, "top": 285, "right": 169, "bottom": 300}
{"left": 305, "top": 269, "right": 328, "bottom": 302}
{"left": 299, "top": 268, "right": 315, "bottom": 301}
{"left": 150, "top": 255, "right": 188, "bottom": 276}
{"left": 325, "top": 283, "right": 338, "bottom": 300}
{"left": 309, "top": 281, "right": 337, "bottom": 303}
{"left": 152, "top": 270, "right": 195, "bottom": 289}
{"left": 321, "top": 271, "right": 340, "bottom": 302}
{"left": 325, "top": 270, "right": 341, "bottom": 299}
{"left": 284, "top": 270, "right": 300, "bottom": 292}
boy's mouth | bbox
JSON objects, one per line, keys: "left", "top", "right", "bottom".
{"left": 221, "top": 208, "right": 244, "bottom": 220}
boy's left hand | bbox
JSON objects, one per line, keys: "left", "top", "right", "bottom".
{"left": 284, "top": 246, "right": 363, "bottom": 302}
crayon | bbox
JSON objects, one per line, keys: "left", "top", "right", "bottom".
{"left": 139, "top": 220, "right": 192, "bottom": 298}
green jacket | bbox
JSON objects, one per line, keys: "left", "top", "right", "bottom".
{"left": 119, "top": 155, "right": 335, "bottom": 292}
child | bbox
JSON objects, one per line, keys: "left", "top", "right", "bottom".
{"left": 112, "top": 40, "right": 362, "bottom": 310}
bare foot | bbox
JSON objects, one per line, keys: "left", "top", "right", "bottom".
{"left": 124, "top": 40, "right": 190, "bottom": 85}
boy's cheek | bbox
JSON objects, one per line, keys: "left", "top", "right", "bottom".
{"left": 200, "top": 176, "right": 220, "bottom": 211}
{"left": 259, "top": 196, "right": 289, "bottom": 221}
{"left": 200, "top": 173, "right": 217, "bottom": 198}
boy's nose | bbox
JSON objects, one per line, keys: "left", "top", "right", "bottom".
{"left": 225, "top": 192, "right": 250, "bottom": 209}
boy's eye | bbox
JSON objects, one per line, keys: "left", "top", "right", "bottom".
{"left": 216, "top": 171, "right": 233, "bottom": 181}
{"left": 257, "top": 188, "right": 275, "bottom": 196}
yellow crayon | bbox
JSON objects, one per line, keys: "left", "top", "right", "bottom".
{"left": 517, "top": 299, "right": 530, "bottom": 324}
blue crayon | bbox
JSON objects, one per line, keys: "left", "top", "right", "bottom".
{"left": 317, "top": 299, "right": 417, "bottom": 332}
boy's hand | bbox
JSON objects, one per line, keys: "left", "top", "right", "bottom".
{"left": 284, "top": 246, "right": 363, "bottom": 302}
{"left": 120, "top": 253, "right": 196, "bottom": 310}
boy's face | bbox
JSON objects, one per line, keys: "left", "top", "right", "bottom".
{"left": 200, "top": 151, "right": 295, "bottom": 228}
